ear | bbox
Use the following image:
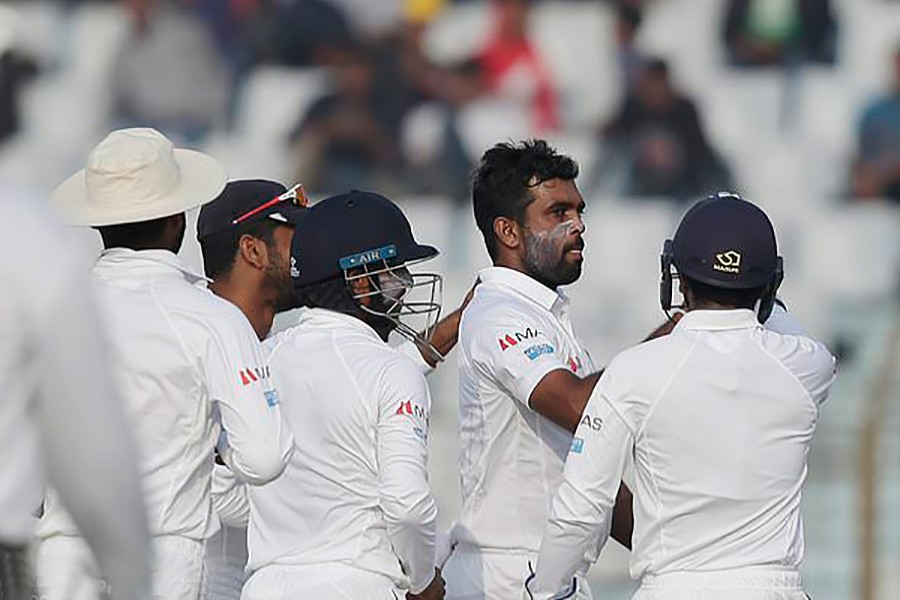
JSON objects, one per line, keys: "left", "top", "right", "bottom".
{"left": 238, "top": 234, "right": 269, "bottom": 270}
{"left": 678, "top": 276, "right": 691, "bottom": 310}
{"left": 493, "top": 216, "right": 522, "bottom": 252}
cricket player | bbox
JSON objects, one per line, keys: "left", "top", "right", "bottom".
{"left": 37, "top": 129, "right": 294, "bottom": 599}
{"left": 195, "top": 180, "right": 473, "bottom": 599}
{"left": 0, "top": 182, "right": 151, "bottom": 600}
{"left": 444, "top": 140, "right": 635, "bottom": 600}
{"left": 525, "top": 193, "right": 836, "bottom": 600}
{"left": 240, "top": 191, "right": 445, "bottom": 599}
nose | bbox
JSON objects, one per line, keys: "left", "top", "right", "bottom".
{"left": 570, "top": 214, "right": 586, "bottom": 234}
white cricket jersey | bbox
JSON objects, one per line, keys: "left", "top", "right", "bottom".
{"left": 39, "top": 248, "right": 294, "bottom": 542}
{"left": 247, "top": 308, "right": 437, "bottom": 593}
{"left": 455, "top": 266, "right": 596, "bottom": 557}
{"left": 528, "top": 307, "right": 837, "bottom": 599}
{"left": 1, "top": 187, "right": 151, "bottom": 597}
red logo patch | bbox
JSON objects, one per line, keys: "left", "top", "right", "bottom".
{"left": 498, "top": 334, "right": 518, "bottom": 351}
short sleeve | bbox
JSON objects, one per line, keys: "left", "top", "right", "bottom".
{"left": 467, "top": 308, "right": 568, "bottom": 408}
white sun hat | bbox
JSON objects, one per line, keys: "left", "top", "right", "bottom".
{"left": 52, "top": 128, "right": 227, "bottom": 227}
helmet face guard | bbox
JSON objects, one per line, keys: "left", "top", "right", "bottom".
{"left": 341, "top": 244, "right": 444, "bottom": 361}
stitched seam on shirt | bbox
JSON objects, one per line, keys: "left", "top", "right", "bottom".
{"left": 331, "top": 329, "right": 378, "bottom": 562}
{"left": 634, "top": 336, "right": 699, "bottom": 564}
{"left": 752, "top": 335, "right": 817, "bottom": 412}
{"left": 149, "top": 279, "right": 208, "bottom": 535}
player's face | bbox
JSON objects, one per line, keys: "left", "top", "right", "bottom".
{"left": 266, "top": 225, "right": 295, "bottom": 311}
{"left": 521, "top": 178, "right": 586, "bottom": 288}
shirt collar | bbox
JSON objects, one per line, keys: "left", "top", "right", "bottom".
{"left": 478, "top": 266, "right": 566, "bottom": 313}
{"left": 676, "top": 309, "right": 761, "bottom": 332}
{"left": 297, "top": 307, "right": 384, "bottom": 342}
{"left": 95, "top": 248, "right": 210, "bottom": 285}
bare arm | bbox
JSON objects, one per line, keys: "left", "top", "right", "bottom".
{"left": 527, "top": 370, "right": 632, "bottom": 549}
{"left": 417, "top": 279, "right": 479, "bottom": 368}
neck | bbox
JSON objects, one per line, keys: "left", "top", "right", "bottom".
{"left": 209, "top": 277, "right": 276, "bottom": 341}
{"left": 493, "top": 257, "right": 556, "bottom": 292}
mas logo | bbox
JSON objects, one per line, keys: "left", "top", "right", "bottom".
{"left": 498, "top": 327, "right": 542, "bottom": 351}
{"left": 395, "top": 400, "right": 430, "bottom": 426}
{"left": 713, "top": 250, "right": 741, "bottom": 274}
{"left": 240, "top": 366, "right": 271, "bottom": 386}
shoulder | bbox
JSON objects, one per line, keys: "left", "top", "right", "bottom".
{"left": 461, "top": 287, "right": 548, "bottom": 339}
{"left": 598, "top": 335, "right": 688, "bottom": 400}
{"left": 757, "top": 328, "right": 835, "bottom": 376}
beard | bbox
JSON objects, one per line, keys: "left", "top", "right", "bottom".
{"left": 265, "top": 253, "right": 295, "bottom": 312}
{"left": 522, "top": 226, "right": 584, "bottom": 289}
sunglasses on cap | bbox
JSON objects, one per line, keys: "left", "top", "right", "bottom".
{"left": 231, "top": 183, "right": 309, "bottom": 225}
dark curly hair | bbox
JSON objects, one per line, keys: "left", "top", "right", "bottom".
{"left": 472, "top": 139, "right": 579, "bottom": 260}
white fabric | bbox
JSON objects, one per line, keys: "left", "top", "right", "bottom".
{"left": 444, "top": 548, "right": 591, "bottom": 600}
{"left": 0, "top": 184, "right": 151, "bottom": 598}
{"left": 38, "top": 535, "right": 205, "bottom": 600}
{"left": 203, "top": 524, "right": 248, "bottom": 600}
{"left": 453, "top": 266, "right": 597, "bottom": 569}
{"left": 39, "top": 248, "right": 293, "bottom": 545}
{"left": 241, "top": 562, "right": 403, "bottom": 600}
{"left": 633, "top": 568, "right": 808, "bottom": 600}
{"left": 52, "top": 128, "right": 226, "bottom": 226}
{"left": 245, "top": 308, "right": 437, "bottom": 594}
{"left": 526, "top": 308, "right": 836, "bottom": 599}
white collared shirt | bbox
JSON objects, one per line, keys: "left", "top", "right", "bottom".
{"left": 246, "top": 308, "right": 437, "bottom": 593}
{"left": 527, "top": 307, "right": 837, "bottom": 599}
{"left": 454, "top": 266, "right": 597, "bottom": 556}
{"left": 38, "top": 248, "right": 293, "bottom": 542}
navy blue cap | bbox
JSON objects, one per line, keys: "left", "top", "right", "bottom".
{"left": 197, "top": 179, "right": 307, "bottom": 240}
{"left": 672, "top": 192, "right": 778, "bottom": 289}
{"left": 291, "top": 190, "right": 438, "bottom": 287}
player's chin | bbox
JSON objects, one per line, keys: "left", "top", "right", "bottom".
{"left": 557, "top": 259, "right": 583, "bottom": 285}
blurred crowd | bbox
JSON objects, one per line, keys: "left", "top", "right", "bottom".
{"left": 0, "top": 0, "right": 898, "bottom": 203}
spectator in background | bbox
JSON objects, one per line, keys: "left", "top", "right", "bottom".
{"left": 723, "top": 0, "right": 837, "bottom": 68}
{"left": 111, "top": 0, "right": 229, "bottom": 144}
{"left": 479, "top": 0, "right": 558, "bottom": 132}
{"left": 266, "top": 0, "right": 354, "bottom": 67}
{"left": 0, "top": 6, "right": 37, "bottom": 145}
{"left": 289, "top": 43, "right": 397, "bottom": 194}
{"left": 614, "top": 3, "right": 647, "bottom": 94}
{"left": 853, "top": 46, "right": 900, "bottom": 202}
{"left": 599, "top": 58, "right": 730, "bottom": 200}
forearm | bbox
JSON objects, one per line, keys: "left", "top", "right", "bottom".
{"left": 527, "top": 482, "right": 609, "bottom": 599}
{"left": 610, "top": 482, "right": 634, "bottom": 550}
{"left": 211, "top": 464, "right": 251, "bottom": 528}
{"left": 382, "top": 486, "right": 437, "bottom": 593}
{"left": 420, "top": 308, "right": 462, "bottom": 367}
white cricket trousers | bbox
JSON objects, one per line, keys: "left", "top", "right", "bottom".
{"left": 202, "top": 526, "right": 248, "bottom": 600}
{"left": 241, "top": 562, "right": 403, "bottom": 600}
{"left": 443, "top": 546, "right": 593, "bottom": 600}
{"left": 633, "top": 568, "right": 809, "bottom": 600}
{"left": 37, "top": 534, "right": 204, "bottom": 599}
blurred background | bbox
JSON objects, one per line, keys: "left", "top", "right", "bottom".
{"left": 0, "top": 0, "right": 898, "bottom": 597}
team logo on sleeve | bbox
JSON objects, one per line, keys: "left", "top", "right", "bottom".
{"left": 524, "top": 343, "right": 555, "bottom": 361}
{"left": 395, "top": 400, "right": 430, "bottom": 424}
{"left": 498, "top": 327, "right": 542, "bottom": 351}
{"left": 264, "top": 390, "right": 279, "bottom": 407}
{"left": 570, "top": 437, "right": 585, "bottom": 454}
{"left": 239, "top": 366, "right": 271, "bottom": 386}
{"left": 580, "top": 414, "right": 603, "bottom": 431}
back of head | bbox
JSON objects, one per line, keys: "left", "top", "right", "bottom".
{"left": 472, "top": 139, "right": 579, "bottom": 260}
{"left": 662, "top": 191, "right": 783, "bottom": 319}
